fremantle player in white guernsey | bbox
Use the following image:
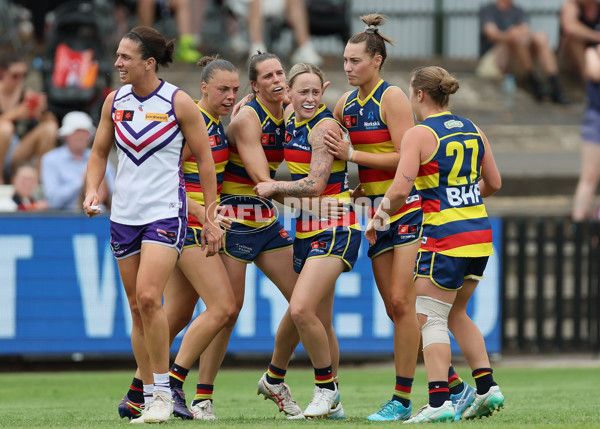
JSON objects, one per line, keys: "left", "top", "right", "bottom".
{"left": 83, "top": 26, "right": 222, "bottom": 424}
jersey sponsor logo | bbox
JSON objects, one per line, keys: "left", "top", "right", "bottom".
{"left": 344, "top": 115, "right": 358, "bottom": 128}
{"left": 446, "top": 184, "right": 481, "bottom": 206}
{"left": 364, "top": 120, "right": 381, "bottom": 128}
{"left": 209, "top": 135, "right": 222, "bottom": 147}
{"left": 406, "top": 194, "right": 420, "bottom": 204}
{"left": 311, "top": 240, "right": 327, "bottom": 249}
{"left": 138, "top": 104, "right": 144, "bottom": 112}
{"left": 444, "top": 119, "right": 464, "bottom": 129}
{"left": 235, "top": 244, "right": 253, "bottom": 255}
{"left": 169, "top": 201, "right": 183, "bottom": 209}
{"left": 398, "top": 224, "right": 418, "bottom": 234}
{"left": 261, "top": 133, "right": 276, "bottom": 146}
{"left": 285, "top": 131, "right": 292, "bottom": 143}
{"left": 114, "top": 110, "right": 134, "bottom": 122}
{"left": 279, "top": 228, "right": 290, "bottom": 239}
{"left": 145, "top": 112, "right": 169, "bottom": 122}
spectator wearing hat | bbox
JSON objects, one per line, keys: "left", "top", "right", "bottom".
{"left": 41, "top": 111, "right": 115, "bottom": 211}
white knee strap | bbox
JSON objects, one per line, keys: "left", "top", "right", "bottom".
{"left": 416, "top": 296, "right": 452, "bottom": 349}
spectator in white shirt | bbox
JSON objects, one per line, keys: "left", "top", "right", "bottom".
{"left": 41, "top": 111, "right": 115, "bottom": 211}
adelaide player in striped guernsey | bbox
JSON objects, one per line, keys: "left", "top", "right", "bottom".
{"left": 255, "top": 63, "right": 361, "bottom": 419}
{"left": 83, "top": 27, "right": 222, "bottom": 423}
{"left": 366, "top": 66, "right": 504, "bottom": 423}
{"left": 324, "top": 14, "right": 428, "bottom": 422}
{"left": 193, "top": 52, "right": 304, "bottom": 420}
{"left": 163, "top": 56, "right": 240, "bottom": 421}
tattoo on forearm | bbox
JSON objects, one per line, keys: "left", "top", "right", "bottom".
{"left": 402, "top": 171, "right": 415, "bottom": 183}
{"left": 272, "top": 126, "right": 333, "bottom": 197}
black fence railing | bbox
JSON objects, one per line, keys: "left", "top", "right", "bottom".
{"left": 501, "top": 218, "right": 600, "bottom": 354}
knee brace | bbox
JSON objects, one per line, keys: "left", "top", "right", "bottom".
{"left": 416, "top": 296, "right": 452, "bottom": 349}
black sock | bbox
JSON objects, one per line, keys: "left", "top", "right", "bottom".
{"left": 266, "top": 363, "right": 287, "bottom": 385}
{"left": 428, "top": 381, "right": 449, "bottom": 408}
{"left": 127, "top": 377, "right": 144, "bottom": 403}
{"left": 314, "top": 366, "right": 335, "bottom": 391}
{"left": 169, "top": 363, "right": 189, "bottom": 389}
{"left": 192, "top": 384, "right": 214, "bottom": 406}
{"left": 472, "top": 368, "right": 497, "bottom": 395}
{"left": 448, "top": 365, "right": 464, "bottom": 395}
{"left": 391, "top": 376, "right": 413, "bottom": 408}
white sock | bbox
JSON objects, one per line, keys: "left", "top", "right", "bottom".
{"left": 154, "top": 372, "right": 170, "bottom": 394}
{"left": 143, "top": 384, "right": 154, "bottom": 405}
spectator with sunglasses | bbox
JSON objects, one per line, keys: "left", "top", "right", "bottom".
{"left": 0, "top": 54, "right": 58, "bottom": 184}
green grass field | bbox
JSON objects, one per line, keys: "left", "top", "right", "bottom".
{"left": 0, "top": 364, "right": 598, "bottom": 428}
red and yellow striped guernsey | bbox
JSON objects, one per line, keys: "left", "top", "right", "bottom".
{"left": 221, "top": 97, "right": 285, "bottom": 227}
{"left": 415, "top": 111, "right": 493, "bottom": 257}
{"left": 182, "top": 105, "right": 229, "bottom": 228}
{"left": 284, "top": 104, "right": 359, "bottom": 238}
{"left": 342, "top": 79, "right": 420, "bottom": 221}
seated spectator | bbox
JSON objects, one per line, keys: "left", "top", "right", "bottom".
{"left": 41, "top": 111, "right": 115, "bottom": 211}
{"left": 241, "top": 0, "right": 323, "bottom": 66}
{"left": 572, "top": 45, "right": 600, "bottom": 221}
{"left": 0, "top": 54, "right": 59, "bottom": 184}
{"left": 136, "top": 0, "right": 203, "bottom": 63}
{"left": 478, "top": 0, "right": 570, "bottom": 104}
{"left": 559, "top": 0, "right": 600, "bottom": 81}
{"left": 0, "top": 163, "right": 48, "bottom": 211}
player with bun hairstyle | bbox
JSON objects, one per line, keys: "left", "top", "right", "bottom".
{"left": 84, "top": 26, "right": 222, "bottom": 423}
{"left": 191, "top": 52, "right": 341, "bottom": 420}
{"left": 164, "top": 55, "right": 240, "bottom": 421}
{"left": 365, "top": 66, "right": 504, "bottom": 423}
{"left": 325, "top": 14, "right": 474, "bottom": 422}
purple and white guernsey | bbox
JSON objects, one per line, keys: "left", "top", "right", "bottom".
{"left": 110, "top": 80, "right": 187, "bottom": 225}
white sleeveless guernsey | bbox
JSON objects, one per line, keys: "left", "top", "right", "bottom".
{"left": 110, "top": 80, "right": 187, "bottom": 225}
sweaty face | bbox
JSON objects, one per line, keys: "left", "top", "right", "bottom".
{"left": 289, "top": 72, "right": 323, "bottom": 122}
{"left": 203, "top": 70, "right": 240, "bottom": 118}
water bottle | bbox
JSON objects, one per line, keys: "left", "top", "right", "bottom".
{"left": 502, "top": 73, "right": 516, "bottom": 109}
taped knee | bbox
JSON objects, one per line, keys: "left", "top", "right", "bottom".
{"left": 416, "top": 296, "right": 452, "bottom": 349}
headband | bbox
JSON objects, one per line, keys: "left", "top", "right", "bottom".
{"left": 128, "top": 31, "right": 151, "bottom": 55}
{"left": 364, "top": 24, "right": 379, "bottom": 34}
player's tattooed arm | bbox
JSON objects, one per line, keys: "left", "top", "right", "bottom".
{"left": 270, "top": 125, "right": 333, "bottom": 197}
{"left": 401, "top": 171, "right": 416, "bottom": 184}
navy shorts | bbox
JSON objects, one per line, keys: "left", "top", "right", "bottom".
{"left": 221, "top": 219, "right": 293, "bottom": 263}
{"left": 368, "top": 210, "right": 423, "bottom": 258}
{"left": 581, "top": 109, "right": 600, "bottom": 144}
{"left": 109, "top": 217, "right": 186, "bottom": 260}
{"left": 414, "top": 250, "right": 489, "bottom": 290}
{"left": 183, "top": 226, "right": 208, "bottom": 249}
{"left": 293, "top": 226, "right": 361, "bottom": 274}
